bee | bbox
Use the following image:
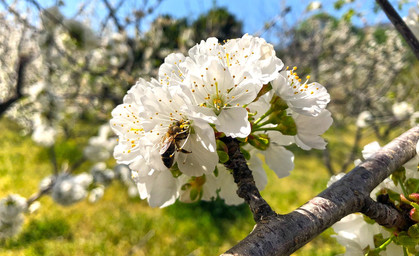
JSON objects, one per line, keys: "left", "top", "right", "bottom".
{"left": 160, "top": 120, "right": 191, "bottom": 168}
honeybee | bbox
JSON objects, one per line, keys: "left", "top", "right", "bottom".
{"left": 160, "top": 120, "right": 191, "bottom": 168}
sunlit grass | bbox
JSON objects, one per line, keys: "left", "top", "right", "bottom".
{"left": 1, "top": 118, "right": 388, "bottom": 255}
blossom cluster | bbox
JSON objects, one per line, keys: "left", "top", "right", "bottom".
{"left": 110, "top": 34, "right": 332, "bottom": 207}
{"left": 0, "top": 194, "right": 27, "bottom": 239}
{"left": 330, "top": 140, "right": 419, "bottom": 255}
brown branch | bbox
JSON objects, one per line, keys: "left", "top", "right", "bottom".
{"left": 376, "top": 0, "right": 419, "bottom": 60}
{"left": 26, "top": 178, "right": 55, "bottom": 206}
{"left": 361, "top": 197, "right": 410, "bottom": 229}
{"left": 0, "top": 55, "right": 31, "bottom": 117}
{"left": 322, "top": 144, "right": 335, "bottom": 176}
{"left": 102, "top": 0, "right": 125, "bottom": 33}
{"left": 221, "top": 136, "right": 276, "bottom": 222}
{"left": 339, "top": 126, "right": 362, "bottom": 173}
{"left": 224, "top": 126, "right": 419, "bottom": 256}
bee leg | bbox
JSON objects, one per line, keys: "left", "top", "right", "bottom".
{"left": 179, "top": 148, "right": 191, "bottom": 154}
{"left": 175, "top": 140, "right": 191, "bottom": 154}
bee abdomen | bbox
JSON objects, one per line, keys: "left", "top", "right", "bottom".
{"left": 161, "top": 143, "right": 175, "bottom": 168}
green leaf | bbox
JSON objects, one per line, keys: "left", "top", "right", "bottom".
{"left": 391, "top": 167, "right": 406, "bottom": 186}
{"left": 248, "top": 133, "right": 270, "bottom": 151}
{"left": 213, "top": 166, "right": 219, "bottom": 177}
{"left": 406, "top": 179, "right": 419, "bottom": 194}
{"left": 240, "top": 147, "right": 251, "bottom": 160}
{"left": 189, "top": 187, "right": 202, "bottom": 201}
{"left": 394, "top": 232, "right": 419, "bottom": 247}
{"left": 217, "top": 150, "right": 229, "bottom": 164}
{"left": 343, "top": 8, "right": 355, "bottom": 23}
{"left": 334, "top": 0, "right": 345, "bottom": 10}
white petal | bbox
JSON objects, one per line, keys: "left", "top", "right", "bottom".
{"left": 147, "top": 171, "right": 178, "bottom": 208}
{"left": 293, "top": 109, "right": 333, "bottom": 150}
{"left": 177, "top": 131, "right": 218, "bottom": 176}
{"left": 361, "top": 141, "right": 381, "bottom": 159}
{"left": 248, "top": 154, "right": 268, "bottom": 190}
{"left": 201, "top": 173, "right": 219, "bottom": 201}
{"left": 216, "top": 107, "right": 251, "bottom": 138}
{"left": 263, "top": 145, "right": 294, "bottom": 178}
{"left": 217, "top": 165, "right": 244, "bottom": 205}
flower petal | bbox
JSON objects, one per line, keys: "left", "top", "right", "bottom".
{"left": 216, "top": 107, "right": 251, "bottom": 138}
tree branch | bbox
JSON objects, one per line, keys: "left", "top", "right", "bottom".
{"left": 0, "top": 55, "right": 31, "bottom": 117}
{"left": 224, "top": 125, "right": 419, "bottom": 256}
{"left": 221, "top": 136, "right": 276, "bottom": 222}
{"left": 376, "top": 0, "right": 419, "bottom": 60}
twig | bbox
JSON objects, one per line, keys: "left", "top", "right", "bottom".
{"left": 221, "top": 136, "right": 276, "bottom": 222}
{"left": 376, "top": 0, "right": 419, "bottom": 60}
{"left": 339, "top": 126, "right": 362, "bottom": 173}
{"left": 26, "top": 178, "right": 55, "bottom": 206}
{"left": 322, "top": 144, "right": 336, "bottom": 176}
{"left": 102, "top": 0, "right": 124, "bottom": 33}
{"left": 224, "top": 125, "right": 419, "bottom": 256}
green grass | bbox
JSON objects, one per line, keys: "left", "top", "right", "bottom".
{"left": 0, "top": 118, "right": 352, "bottom": 255}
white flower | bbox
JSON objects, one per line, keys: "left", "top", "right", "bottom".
{"left": 114, "top": 164, "right": 134, "bottom": 185}
{"left": 189, "top": 34, "right": 284, "bottom": 85}
{"left": 410, "top": 111, "right": 419, "bottom": 127}
{"left": 292, "top": 109, "right": 333, "bottom": 150}
{"left": 307, "top": 1, "right": 322, "bottom": 11}
{"left": 0, "top": 194, "right": 27, "bottom": 222}
{"left": 28, "top": 201, "right": 41, "bottom": 214}
{"left": 83, "top": 124, "right": 117, "bottom": 162}
{"left": 132, "top": 169, "right": 180, "bottom": 208}
{"left": 327, "top": 172, "right": 346, "bottom": 187}
{"left": 127, "top": 185, "right": 139, "bottom": 198}
{"left": 169, "top": 35, "right": 283, "bottom": 138}
{"left": 246, "top": 91, "right": 295, "bottom": 178}
{"left": 356, "top": 111, "right": 372, "bottom": 128}
{"left": 392, "top": 101, "right": 414, "bottom": 120}
{"left": 404, "top": 6, "right": 419, "bottom": 39}
{"left": 271, "top": 69, "right": 330, "bottom": 117}
{"left": 216, "top": 165, "right": 244, "bottom": 205}
{"left": 403, "top": 139, "right": 419, "bottom": 179}
{"left": 88, "top": 186, "right": 105, "bottom": 203}
{"left": 332, "top": 212, "right": 404, "bottom": 256}
{"left": 32, "top": 122, "right": 56, "bottom": 147}
{"left": 90, "top": 162, "right": 115, "bottom": 186}
{"left": 332, "top": 213, "right": 382, "bottom": 256}
{"left": 51, "top": 173, "right": 93, "bottom": 206}
{"left": 0, "top": 194, "right": 27, "bottom": 239}
{"left": 110, "top": 78, "right": 218, "bottom": 179}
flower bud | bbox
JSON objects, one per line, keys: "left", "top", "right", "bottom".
{"left": 409, "top": 193, "right": 419, "bottom": 203}
{"left": 410, "top": 208, "right": 419, "bottom": 222}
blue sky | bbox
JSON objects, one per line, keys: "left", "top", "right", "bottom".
{"left": 138, "top": 0, "right": 417, "bottom": 43}
{"left": 3, "top": 0, "right": 417, "bottom": 44}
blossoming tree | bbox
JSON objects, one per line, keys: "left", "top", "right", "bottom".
{"left": 0, "top": 0, "right": 418, "bottom": 255}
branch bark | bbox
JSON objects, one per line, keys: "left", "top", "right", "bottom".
{"left": 224, "top": 125, "right": 419, "bottom": 256}
{"left": 221, "top": 136, "right": 276, "bottom": 222}
{"left": 376, "top": 0, "right": 419, "bottom": 60}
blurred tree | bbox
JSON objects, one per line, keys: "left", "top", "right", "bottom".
{"left": 192, "top": 7, "right": 243, "bottom": 42}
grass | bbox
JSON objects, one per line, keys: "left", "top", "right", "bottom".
{"left": 0, "top": 117, "right": 373, "bottom": 256}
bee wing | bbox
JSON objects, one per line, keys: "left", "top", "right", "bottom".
{"left": 159, "top": 136, "right": 174, "bottom": 155}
